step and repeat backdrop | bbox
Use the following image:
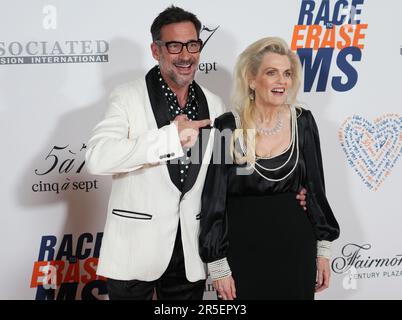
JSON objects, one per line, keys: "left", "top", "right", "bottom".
{"left": 1, "top": 0, "right": 401, "bottom": 300}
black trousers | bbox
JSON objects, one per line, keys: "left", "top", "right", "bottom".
{"left": 106, "top": 224, "right": 206, "bottom": 300}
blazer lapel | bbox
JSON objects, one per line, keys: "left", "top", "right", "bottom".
{"left": 181, "top": 82, "right": 211, "bottom": 197}
{"left": 145, "top": 66, "right": 181, "bottom": 191}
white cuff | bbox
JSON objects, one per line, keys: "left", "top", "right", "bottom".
{"left": 317, "top": 240, "right": 331, "bottom": 259}
{"left": 207, "top": 258, "right": 232, "bottom": 281}
{"left": 159, "top": 122, "right": 184, "bottom": 159}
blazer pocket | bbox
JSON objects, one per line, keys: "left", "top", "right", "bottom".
{"left": 112, "top": 209, "right": 152, "bottom": 220}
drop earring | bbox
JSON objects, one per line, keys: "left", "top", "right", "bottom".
{"left": 249, "top": 85, "right": 255, "bottom": 101}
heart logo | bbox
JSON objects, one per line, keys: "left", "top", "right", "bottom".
{"left": 338, "top": 114, "right": 402, "bottom": 191}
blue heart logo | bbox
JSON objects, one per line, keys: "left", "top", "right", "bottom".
{"left": 339, "top": 114, "right": 402, "bottom": 191}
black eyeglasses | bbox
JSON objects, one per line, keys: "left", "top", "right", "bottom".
{"left": 155, "top": 39, "right": 203, "bottom": 54}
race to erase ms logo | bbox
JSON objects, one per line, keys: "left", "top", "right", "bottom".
{"left": 291, "top": 0, "right": 368, "bottom": 92}
{"left": 30, "top": 233, "right": 107, "bottom": 300}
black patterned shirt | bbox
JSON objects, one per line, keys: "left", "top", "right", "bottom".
{"left": 157, "top": 67, "right": 199, "bottom": 188}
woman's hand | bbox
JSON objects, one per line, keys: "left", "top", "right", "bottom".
{"left": 213, "top": 275, "right": 236, "bottom": 300}
{"left": 315, "top": 256, "right": 331, "bottom": 292}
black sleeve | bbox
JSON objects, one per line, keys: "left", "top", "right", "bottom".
{"left": 303, "top": 110, "right": 340, "bottom": 241}
{"left": 199, "top": 114, "right": 234, "bottom": 263}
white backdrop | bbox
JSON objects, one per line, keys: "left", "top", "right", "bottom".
{"left": 1, "top": 0, "right": 401, "bottom": 299}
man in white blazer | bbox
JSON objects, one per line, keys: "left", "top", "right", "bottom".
{"left": 85, "top": 6, "right": 225, "bottom": 300}
{"left": 86, "top": 6, "right": 308, "bottom": 300}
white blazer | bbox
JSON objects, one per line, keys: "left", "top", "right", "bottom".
{"left": 86, "top": 78, "right": 225, "bottom": 282}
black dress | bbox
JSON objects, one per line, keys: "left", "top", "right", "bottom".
{"left": 199, "top": 108, "right": 340, "bottom": 300}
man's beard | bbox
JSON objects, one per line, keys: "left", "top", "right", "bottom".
{"left": 167, "top": 68, "right": 196, "bottom": 87}
{"left": 161, "top": 57, "right": 197, "bottom": 88}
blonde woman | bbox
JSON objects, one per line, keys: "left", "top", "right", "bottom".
{"left": 199, "top": 37, "right": 340, "bottom": 300}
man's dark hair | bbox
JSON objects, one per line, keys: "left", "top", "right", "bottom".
{"left": 150, "top": 5, "right": 202, "bottom": 41}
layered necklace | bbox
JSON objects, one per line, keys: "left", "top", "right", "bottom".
{"left": 253, "top": 105, "right": 299, "bottom": 182}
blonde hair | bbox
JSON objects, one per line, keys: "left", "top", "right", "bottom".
{"left": 231, "top": 37, "right": 302, "bottom": 164}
